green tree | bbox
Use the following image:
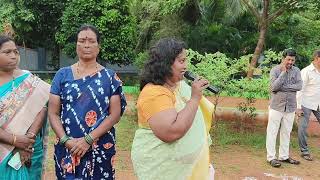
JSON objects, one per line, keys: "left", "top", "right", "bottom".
{"left": 225, "top": 0, "right": 305, "bottom": 78}
{"left": 56, "top": 0, "right": 137, "bottom": 65}
{"left": 0, "top": 0, "right": 65, "bottom": 68}
{"left": 0, "top": 0, "right": 64, "bottom": 47}
{"left": 0, "top": 0, "right": 35, "bottom": 37}
{"left": 130, "top": 0, "right": 188, "bottom": 52}
{"left": 267, "top": 13, "right": 320, "bottom": 69}
{"left": 131, "top": 0, "right": 257, "bottom": 60}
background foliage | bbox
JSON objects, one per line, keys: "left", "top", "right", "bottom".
{"left": 0, "top": 0, "right": 319, "bottom": 70}
{"left": 187, "top": 49, "right": 279, "bottom": 99}
{"left": 56, "top": 0, "right": 137, "bottom": 65}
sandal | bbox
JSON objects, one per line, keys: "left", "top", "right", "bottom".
{"left": 280, "top": 157, "right": 300, "bottom": 165}
{"left": 301, "top": 154, "right": 313, "bottom": 161}
{"left": 269, "top": 159, "right": 281, "bottom": 168}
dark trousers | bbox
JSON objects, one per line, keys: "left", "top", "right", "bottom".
{"left": 298, "top": 105, "right": 320, "bottom": 154}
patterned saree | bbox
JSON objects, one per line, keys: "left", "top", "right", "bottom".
{"left": 0, "top": 71, "right": 50, "bottom": 180}
{"left": 51, "top": 68, "right": 126, "bottom": 179}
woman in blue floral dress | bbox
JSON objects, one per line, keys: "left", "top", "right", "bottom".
{"left": 48, "top": 24, "right": 126, "bottom": 180}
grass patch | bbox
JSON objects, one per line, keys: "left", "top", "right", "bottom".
{"left": 122, "top": 86, "right": 140, "bottom": 95}
{"left": 115, "top": 114, "right": 138, "bottom": 151}
{"left": 212, "top": 121, "right": 299, "bottom": 149}
{"left": 47, "top": 128, "right": 56, "bottom": 172}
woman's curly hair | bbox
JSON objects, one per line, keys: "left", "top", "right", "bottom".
{"left": 140, "top": 38, "right": 186, "bottom": 90}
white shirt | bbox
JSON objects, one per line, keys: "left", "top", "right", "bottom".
{"left": 296, "top": 63, "right": 320, "bottom": 110}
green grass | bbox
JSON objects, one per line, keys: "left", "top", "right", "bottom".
{"left": 115, "top": 115, "right": 301, "bottom": 151}
{"left": 48, "top": 116, "right": 299, "bottom": 154}
{"left": 122, "top": 85, "right": 270, "bottom": 99}
{"left": 47, "top": 128, "right": 56, "bottom": 172}
{"left": 122, "top": 86, "right": 140, "bottom": 95}
{"left": 115, "top": 115, "right": 283, "bottom": 151}
{"left": 212, "top": 122, "right": 267, "bottom": 149}
{"left": 211, "top": 121, "right": 299, "bottom": 149}
{"left": 115, "top": 114, "right": 138, "bottom": 151}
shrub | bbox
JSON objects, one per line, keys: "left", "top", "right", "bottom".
{"left": 55, "top": 0, "right": 137, "bottom": 65}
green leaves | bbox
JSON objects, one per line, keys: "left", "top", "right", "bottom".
{"left": 160, "top": 0, "right": 188, "bottom": 15}
{"left": 187, "top": 49, "right": 245, "bottom": 91}
{"left": 56, "top": 0, "right": 137, "bottom": 65}
{"left": 0, "top": 1, "right": 34, "bottom": 34}
{"left": 187, "top": 49, "right": 278, "bottom": 99}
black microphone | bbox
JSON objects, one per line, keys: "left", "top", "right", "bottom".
{"left": 184, "top": 71, "right": 219, "bottom": 94}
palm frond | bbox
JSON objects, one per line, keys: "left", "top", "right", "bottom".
{"left": 224, "top": 0, "right": 246, "bottom": 23}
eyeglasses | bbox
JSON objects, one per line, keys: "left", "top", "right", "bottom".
{"left": 0, "top": 49, "right": 20, "bottom": 55}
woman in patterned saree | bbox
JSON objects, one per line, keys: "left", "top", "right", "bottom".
{"left": 131, "top": 38, "right": 214, "bottom": 180}
{"left": 48, "top": 24, "right": 126, "bottom": 179}
{"left": 0, "top": 35, "right": 50, "bottom": 179}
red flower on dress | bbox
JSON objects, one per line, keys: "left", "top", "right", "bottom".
{"left": 85, "top": 110, "right": 97, "bottom": 127}
{"left": 103, "top": 143, "right": 114, "bottom": 149}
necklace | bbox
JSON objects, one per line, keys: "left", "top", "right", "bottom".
{"left": 76, "top": 61, "right": 99, "bottom": 77}
{"left": 11, "top": 75, "right": 15, "bottom": 91}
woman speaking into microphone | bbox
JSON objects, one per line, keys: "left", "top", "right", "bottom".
{"left": 131, "top": 38, "right": 215, "bottom": 180}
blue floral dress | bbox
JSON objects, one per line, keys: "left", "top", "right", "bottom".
{"left": 50, "top": 67, "right": 126, "bottom": 180}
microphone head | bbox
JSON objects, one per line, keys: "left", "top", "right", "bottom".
{"left": 184, "top": 71, "right": 219, "bottom": 94}
{"left": 184, "top": 71, "right": 196, "bottom": 81}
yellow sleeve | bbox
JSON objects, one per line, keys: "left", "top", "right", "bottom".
{"left": 138, "top": 85, "right": 175, "bottom": 123}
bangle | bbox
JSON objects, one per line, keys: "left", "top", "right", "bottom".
{"left": 84, "top": 134, "right": 94, "bottom": 145}
{"left": 11, "top": 134, "right": 16, "bottom": 145}
{"left": 26, "top": 132, "right": 36, "bottom": 138}
{"left": 59, "top": 135, "right": 71, "bottom": 145}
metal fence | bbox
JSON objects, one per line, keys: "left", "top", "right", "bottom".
{"left": 18, "top": 47, "right": 138, "bottom": 74}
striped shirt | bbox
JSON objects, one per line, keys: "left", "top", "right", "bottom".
{"left": 269, "top": 65, "right": 302, "bottom": 112}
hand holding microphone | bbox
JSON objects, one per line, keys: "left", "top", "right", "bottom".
{"left": 189, "top": 77, "right": 209, "bottom": 102}
{"left": 184, "top": 71, "right": 219, "bottom": 94}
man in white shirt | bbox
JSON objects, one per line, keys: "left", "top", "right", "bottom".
{"left": 296, "top": 50, "right": 320, "bottom": 161}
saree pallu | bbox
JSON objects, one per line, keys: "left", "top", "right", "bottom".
{"left": 53, "top": 68, "right": 126, "bottom": 180}
{"left": 0, "top": 72, "right": 50, "bottom": 180}
{"left": 131, "top": 80, "right": 214, "bottom": 180}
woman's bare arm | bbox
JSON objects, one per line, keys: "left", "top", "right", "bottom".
{"left": 149, "top": 79, "right": 209, "bottom": 143}
{"left": 48, "top": 94, "right": 65, "bottom": 139}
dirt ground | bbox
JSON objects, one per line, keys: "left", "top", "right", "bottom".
{"left": 207, "top": 96, "right": 269, "bottom": 110}
{"left": 113, "top": 138, "right": 320, "bottom": 180}
{"left": 212, "top": 139, "right": 320, "bottom": 180}
{"left": 114, "top": 143, "right": 320, "bottom": 180}
{"left": 209, "top": 96, "right": 320, "bottom": 136}
{"left": 45, "top": 140, "right": 320, "bottom": 180}
{"left": 44, "top": 96, "right": 320, "bottom": 180}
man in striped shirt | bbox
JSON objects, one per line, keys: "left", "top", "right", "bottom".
{"left": 266, "top": 49, "right": 302, "bottom": 168}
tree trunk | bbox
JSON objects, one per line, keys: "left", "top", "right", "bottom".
{"left": 246, "top": 24, "right": 267, "bottom": 78}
